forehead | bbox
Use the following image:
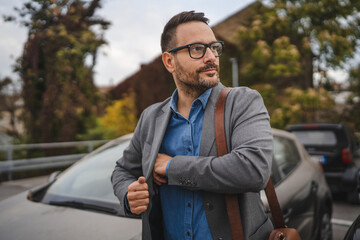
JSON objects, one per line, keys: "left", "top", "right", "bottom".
{"left": 175, "top": 21, "right": 217, "bottom": 46}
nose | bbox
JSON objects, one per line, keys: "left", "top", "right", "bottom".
{"left": 203, "top": 47, "right": 216, "bottom": 63}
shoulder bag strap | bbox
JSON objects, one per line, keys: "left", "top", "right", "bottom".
{"left": 214, "top": 87, "right": 286, "bottom": 240}
{"left": 265, "top": 179, "right": 286, "bottom": 228}
{"left": 215, "top": 87, "right": 244, "bottom": 240}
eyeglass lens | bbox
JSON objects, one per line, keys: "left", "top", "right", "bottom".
{"left": 189, "top": 42, "right": 223, "bottom": 59}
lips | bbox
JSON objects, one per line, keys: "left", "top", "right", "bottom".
{"left": 197, "top": 64, "right": 219, "bottom": 74}
{"left": 202, "top": 68, "right": 217, "bottom": 74}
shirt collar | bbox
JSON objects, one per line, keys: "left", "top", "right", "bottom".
{"left": 170, "top": 88, "right": 213, "bottom": 113}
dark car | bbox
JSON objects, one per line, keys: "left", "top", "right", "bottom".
{"left": 0, "top": 129, "right": 332, "bottom": 239}
{"left": 286, "top": 123, "right": 360, "bottom": 204}
{"left": 344, "top": 214, "right": 360, "bottom": 240}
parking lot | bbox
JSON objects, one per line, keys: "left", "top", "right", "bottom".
{"left": 332, "top": 195, "right": 360, "bottom": 239}
{"left": 1, "top": 175, "right": 359, "bottom": 240}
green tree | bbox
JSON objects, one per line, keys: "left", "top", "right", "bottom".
{"left": 4, "top": 0, "right": 110, "bottom": 143}
{"left": 343, "top": 65, "right": 360, "bottom": 131}
{"left": 79, "top": 91, "right": 138, "bottom": 140}
{"left": 252, "top": 84, "right": 337, "bottom": 129}
{"left": 0, "top": 77, "right": 22, "bottom": 136}
{"left": 236, "top": 0, "right": 360, "bottom": 89}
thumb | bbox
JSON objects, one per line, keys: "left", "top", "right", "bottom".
{"left": 138, "top": 176, "right": 146, "bottom": 184}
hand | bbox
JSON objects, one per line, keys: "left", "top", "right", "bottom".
{"left": 153, "top": 153, "right": 172, "bottom": 185}
{"left": 127, "top": 177, "right": 149, "bottom": 215}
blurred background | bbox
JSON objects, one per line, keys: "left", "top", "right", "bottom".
{"left": 0, "top": 0, "right": 359, "bottom": 176}
{"left": 0, "top": 1, "right": 360, "bottom": 239}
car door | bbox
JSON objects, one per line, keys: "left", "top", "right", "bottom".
{"left": 269, "top": 134, "right": 318, "bottom": 240}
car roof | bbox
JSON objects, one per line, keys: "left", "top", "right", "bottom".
{"left": 272, "top": 128, "right": 298, "bottom": 140}
{"left": 107, "top": 130, "right": 297, "bottom": 144}
{"left": 84, "top": 133, "right": 133, "bottom": 158}
{"left": 109, "top": 130, "right": 296, "bottom": 144}
{"left": 285, "top": 123, "right": 345, "bottom": 131}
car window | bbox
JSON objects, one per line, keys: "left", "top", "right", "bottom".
{"left": 291, "top": 130, "right": 337, "bottom": 146}
{"left": 44, "top": 140, "right": 129, "bottom": 204}
{"left": 272, "top": 136, "right": 301, "bottom": 184}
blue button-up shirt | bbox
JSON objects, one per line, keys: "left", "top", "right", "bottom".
{"left": 159, "top": 88, "right": 213, "bottom": 240}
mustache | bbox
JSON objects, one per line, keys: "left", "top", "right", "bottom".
{"left": 196, "top": 63, "right": 219, "bottom": 73}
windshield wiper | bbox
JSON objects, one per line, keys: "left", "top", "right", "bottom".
{"left": 49, "top": 200, "right": 117, "bottom": 215}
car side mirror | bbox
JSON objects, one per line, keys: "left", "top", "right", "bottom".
{"left": 27, "top": 171, "right": 60, "bottom": 202}
{"left": 27, "top": 181, "right": 54, "bottom": 202}
{"left": 48, "top": 171, "right": 61, "bottom": 183}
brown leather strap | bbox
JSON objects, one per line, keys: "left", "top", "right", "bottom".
{"left": 215, "top": 88, "right": 244, "bottom": 240}
{"left": 214, "top": 87, "right": 286, "bottom": 239}
{"left": 215, "top": 87, "right": 232, "bottom": 157}
{"left": 265, "top": 179, "right": 286, "bottom": 228}
{"left": 224, "top": 194, "right": 244, "bottom": 240}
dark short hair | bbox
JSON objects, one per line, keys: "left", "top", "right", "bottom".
{"left": 160, "top": 11, "right": 209, "bottom": 53}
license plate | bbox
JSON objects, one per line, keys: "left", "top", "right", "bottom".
{"left": 312, "top": 155, "right": 327, "bottom": 164}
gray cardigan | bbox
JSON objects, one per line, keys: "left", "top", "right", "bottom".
{"left": 112, "top": 83, "right": 274, "bottom": 240}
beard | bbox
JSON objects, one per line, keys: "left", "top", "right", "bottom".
{"left": 174, "top": 59, "right": 220, "bottom": 98}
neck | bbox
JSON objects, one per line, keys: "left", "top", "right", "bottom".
{"left": 176, "top": 89, "right": 200, "bottom": 119}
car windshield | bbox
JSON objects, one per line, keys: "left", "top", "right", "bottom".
{"left": 42, "top": 138, "right": 130, "bottom": 211}
{"left": 291, "top": 130, "right": 337, "bottom": 146}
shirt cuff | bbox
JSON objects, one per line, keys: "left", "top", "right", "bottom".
{"left": 124, "top": 192, "right": 131, "bottom": 213}
{"left": 166, "top": 158, "right": 172, "bottom": 177}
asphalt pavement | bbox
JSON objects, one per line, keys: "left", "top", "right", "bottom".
{"left": 0, "top": 175, "right": 49, "bottom": 201}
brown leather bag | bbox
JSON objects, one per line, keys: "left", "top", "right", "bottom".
{"left": 214, "top": 87, "right": 301, "bottom": 240}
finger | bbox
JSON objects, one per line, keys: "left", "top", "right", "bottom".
{"left": 128, "top": 184, "right": 148, "bottom": 192}
{"left": 129, "top": 197, "right": 149, "bottom": 215}
{"left": 131, "top": 205, "right": 148, "bottom": 215}
{"left": 153, "top": 172, "right": 167, "bottom": 184}
{"left": 129, "top": 198, "right": 149, "bottom": 209}
{"left": 154, "top": 164, "right": 166, "bottom": 177}
{"left": 152, "top": 171, "right": 159, "bottom": 185}
{"left": 153, "top": 178, "right": 162, "bottom": 186}
{"left": 138, "top": 176, "right": 146, "bottom": 184}
{"left": 128, "top": 180, "right": 148, "bottom": 192}
{"left": 153, "top": 165, "right": 166, "bottom": 176}
{"left": 154, "top": 171, "right": 166, "bottom": 180}
{"left": 156, "top": 176, "right": 167, "bottom": 184}
{"left": 152, "top": 170, "right": 164, "bottom": 185}
{"left": 127, "top": 190, "right": 149, "bottom": 201}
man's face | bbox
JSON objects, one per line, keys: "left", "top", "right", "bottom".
{"left": 172, "top": 21, "right": 220, "bottom": 95}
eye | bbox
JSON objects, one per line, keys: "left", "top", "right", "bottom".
{"left": 190, "top": 44, "right": 204, "bottom": 53}
{"left": 210, "top": 43, "right": 222, "bottom": 51}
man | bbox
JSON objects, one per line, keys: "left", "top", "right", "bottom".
{"left": 112, "top": 11, "right": 274, "bottom": 240}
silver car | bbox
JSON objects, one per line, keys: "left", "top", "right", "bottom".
{"left": 0, "top": 129, "right": 332, "bottom": 239}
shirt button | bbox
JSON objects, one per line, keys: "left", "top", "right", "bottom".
{"left": 187, "top": 232, "right": 190, "bottom": 236}
{"left": 187, "top": 147, "right": 191, "bottom": 152}
{"left": 205, "top": 202, "right": 214, "bottom": 210}
{"left": 187, "top": 202, "right": 191, "bottom": 207}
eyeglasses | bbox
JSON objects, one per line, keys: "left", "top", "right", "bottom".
{"left": 167, "top": 41, "right": 224, "bottom": 59}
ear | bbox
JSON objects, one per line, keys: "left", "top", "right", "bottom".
{"left": 162, "top": 52, "right": 175, "bottom": 73}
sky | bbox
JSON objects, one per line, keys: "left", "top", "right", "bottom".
{"left": 0, "top": 0, "right": 257, "bottom": 87}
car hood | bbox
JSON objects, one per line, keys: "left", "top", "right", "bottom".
{"left": 0, "top": 192, "right": 142, "bottom": 240}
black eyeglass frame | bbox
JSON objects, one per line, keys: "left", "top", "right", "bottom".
{"left": 167, "top": 41, "right": 224, "bottom": 59}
